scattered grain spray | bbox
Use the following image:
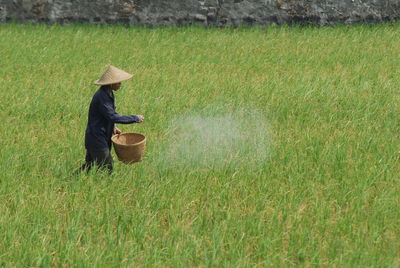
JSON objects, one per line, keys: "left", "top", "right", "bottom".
{"left": 159, "top": 108, "right": 271, "bottom": 170}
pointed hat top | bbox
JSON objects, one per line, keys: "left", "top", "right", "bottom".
{"left": 94, "top": 65, "right": 133, "bottom": 85}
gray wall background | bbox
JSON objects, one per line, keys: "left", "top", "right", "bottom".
{"left": 1, "top": 0, "right": 400, "bottom": 26}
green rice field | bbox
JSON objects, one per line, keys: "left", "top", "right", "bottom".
{"left": 0, "top": 23, "right": 399, "bottom": 266}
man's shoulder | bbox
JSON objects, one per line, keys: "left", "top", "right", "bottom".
{"left": 93, "top": 87, "right": 112, "bottom": 102}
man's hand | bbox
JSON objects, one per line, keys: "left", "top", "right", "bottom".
{"left": 114, "top": 127, "right": 122, "bottom": 135}
{"left": 136, "top": 115, "right": 144, "bottom": 123}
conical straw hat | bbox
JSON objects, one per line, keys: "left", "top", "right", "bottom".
{"left": 94, "top": 65, "right": 133, "bottom": 85}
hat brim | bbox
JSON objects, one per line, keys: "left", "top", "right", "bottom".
{"left": 94, "top": 74, "right": 134, "bottom": 85}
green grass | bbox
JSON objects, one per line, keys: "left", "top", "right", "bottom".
{"left": 0, "top": 22, "right": 400, "bottom": 266}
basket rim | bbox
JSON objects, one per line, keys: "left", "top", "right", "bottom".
{"left": 111, "top": 132, "right": 146, "bottom": 147}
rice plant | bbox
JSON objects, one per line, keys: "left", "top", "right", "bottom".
{"left": 0, "top": 22, "right": 399, "bottom": 266}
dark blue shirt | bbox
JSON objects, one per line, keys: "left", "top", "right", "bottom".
{"left": 85, "top": 86, "right": 140, "bottom": 150}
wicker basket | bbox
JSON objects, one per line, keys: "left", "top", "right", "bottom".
{"left": 111, "top": 132, "right": 146, "bottom": 163}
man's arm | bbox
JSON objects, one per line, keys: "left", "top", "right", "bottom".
{"left": 98, "top": 101, "right": 142, "bottom": 124}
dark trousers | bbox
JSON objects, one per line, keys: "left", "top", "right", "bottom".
{"left": 79, "top": 148, "right": 113, "bottom": 174}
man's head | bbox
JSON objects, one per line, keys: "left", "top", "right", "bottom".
{"left": 110, "top": 83, "right": 121, "bottom": 91}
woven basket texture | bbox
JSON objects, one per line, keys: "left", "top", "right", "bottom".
{"left": 112, "top": 132, "right": 146, "bottom": 163}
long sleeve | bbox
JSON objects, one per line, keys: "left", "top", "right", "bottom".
{"left": 85, "top": 87, "right": 142, "bottom": 150}
{"left": 98, "top": 101, "right": 141, "bottom": 124}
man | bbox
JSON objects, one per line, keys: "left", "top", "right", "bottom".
{"left": 79, "top": 65, "right": 144, "bottom": 174}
